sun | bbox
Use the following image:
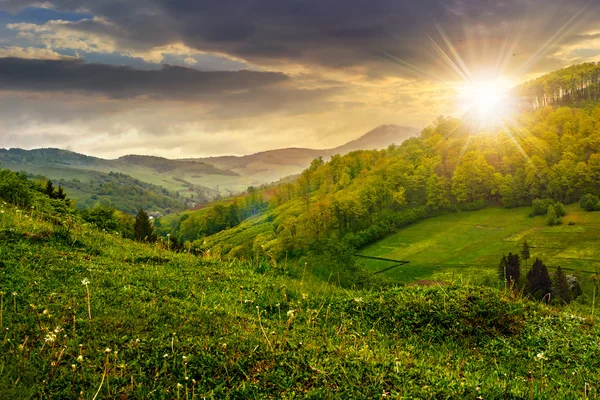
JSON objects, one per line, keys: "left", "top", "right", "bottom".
{"left": 457, "top": 79, "right": 513, "bottom": 121}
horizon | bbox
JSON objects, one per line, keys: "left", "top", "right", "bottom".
{"left": 0, "top": 123, "right": 418, "bottom": 159}
{"left": 1, "top": 1, "right": 599, "bottom": 158}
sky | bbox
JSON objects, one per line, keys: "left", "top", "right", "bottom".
{"left": 0, "top": 0, "right": 599, "bottom": 159}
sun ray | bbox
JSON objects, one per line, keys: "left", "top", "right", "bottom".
{"left": 427, "top": 34, "right": 472, "bottom": 82}
{"left": 515, "top": 0, "right": 593, "bottom": 76}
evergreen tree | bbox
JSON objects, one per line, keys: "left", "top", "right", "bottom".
{"left": 45, "top": 180, "right": 55, "bottom": 198}
{"left": 498, "top": 253, "right": 521, "bottom": 287}
{"left": 520, "top": 240, "right": 531, "bottom": 272}
{"left": 134, "top": 208, "right": 157, "bottom": 242}
{"left": 553, "top": 266, "right": 571, "bottom": 304}
{"left": 526, "top": 258, "right": 552, "bottom": 300}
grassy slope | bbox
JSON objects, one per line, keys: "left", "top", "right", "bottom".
{"left": 2, "top": 204, "right": 600, "bottom": 398}
{"left": 358, "top": 205, "right": 600, "bottom": 290}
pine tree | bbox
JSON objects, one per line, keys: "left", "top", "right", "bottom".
{"left": 498, "top": 254, "right": 508, "bottom": 285}
{"left": 526, "top": 258, "right": 552, "bottom": 300}
{"left": 553, "top": 266, "right": 571, "bottom": 304}
{"left": 134, "top": 208, "right": 157, "bottom": 242}
{"left": 498, "top": 253, "right": 521, "bottom": 287}
{"left": 506, "top": 252, "right": 521, "bottom": 286}
{"left": 45, "top": 180, "right": 55, "bottom": 198}
{"left": 520, "top": 240, "right": 531, "bottom": 273}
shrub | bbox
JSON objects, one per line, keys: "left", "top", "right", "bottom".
{"left": 580, "top": 193, "right": 599, "bottom": 211}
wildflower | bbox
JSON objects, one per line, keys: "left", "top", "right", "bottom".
{"left": 182, "top": 356, "right": 188, "bottom": 362}
{"left": 163, "top": 353, "right": 169, "bottom": 358}
{"left": 105, "top": 348, "right": 111, "bottom": 353}
{"left": 287, "top": 309, "right": 296, "bottom": 317}
{"left": 536, "top": 353, "right": 546, "bottom": 360}
{"left": 354, "top": 297, "right": 363, "bottom": 303}
{"left": 81, "top": 278, "right": 90, "bottom": 286}
{"left": 54, "top": 326, "right": 63, "bottom": 334}
{"left": 12, "top": 292, "right": 16, "bottom": 296}
{"left": 77, "top": 355, "right": 84, "bottom": 363}
{"left": 71, "top": 364, "right": 76, "bottom": 371}
{"left": 44, "top": 333, "right": 56, "bottom": 343}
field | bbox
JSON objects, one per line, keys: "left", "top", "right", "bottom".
{"left": 358, "top": 205, "right": 600, "bottom": 293}
{"left": 2, "top": 201, "right": 600, "bottom": 398}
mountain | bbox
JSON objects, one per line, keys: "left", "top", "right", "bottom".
{"left": 192, "top": 125, "right": 418, "bottom": 182}
{"left": 1, "top": 125, "right": 417, "bottom": 206}
{"left": 0, "top": 148, "right": 232, "bottom": 209}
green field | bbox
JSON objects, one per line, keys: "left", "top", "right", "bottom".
{"left": 358, "top": 205, "right": 600, "bottom": 290}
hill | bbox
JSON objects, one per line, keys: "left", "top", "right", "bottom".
{"left": 1, "top": 125, "right": 417, "bottom": 209}
{"left": 1, "top": 174, "right": 600, "bottom": 398}
{"left": 194, "top": 125, "right": 418, "bottom": 182}
{"left": 357, "top": 204, "right": 600, "bottom": 294}
{"left": 171, "top": 100, "right": 600, "bottom": 299}
{"left": 0, "top": 148, "right": 229, "bottom": 207}
{"left": 25, "top": 169, "right": 192, "bottom": 215}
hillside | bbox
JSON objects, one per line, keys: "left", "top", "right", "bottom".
{"left": 0, "top": 148, "right": 227, "bottom": 206}
{"left": 358, "top": 204, "right": 600, "bottom": 293}
{"left": 194, "top": 125, "right": 418, "bottom": 182}
{"left": 1, "top": 180, "right": 600, "bottom": 398}
{"left": 26, "top": 170, "right": 192, "bottom": 215}
{"left": 169, "top": 98, "right": 600, "bottom": 303}
{"left": 1, "top": 125, "right": 417, "bottom": 207}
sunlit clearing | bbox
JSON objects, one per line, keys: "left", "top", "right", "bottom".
{"left": 458, "top": 79, "right": 513, "bottom": 121}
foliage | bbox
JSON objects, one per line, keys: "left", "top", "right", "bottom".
{"left": 580, "top": 193, "right": 600, "bottom": 211}
{"left": 526, "top": 258, "right": 552, "bottom": 301}
{"left": 191, "top": 102, "right": 600, "bottom": 261}
{"left": 546, "top": 205, "right": 561, "bottom": 226}
{"left": 1, "top": 202, "right": 600, "bottom": 398}
{"left": 554, "top": 266, "right": 572, "bottom": 304}
{"left": 498, "top": 253, "right": 521, "bottom": 286}
{"left": 134, "top": 208, "right": 157, "bottom": 242}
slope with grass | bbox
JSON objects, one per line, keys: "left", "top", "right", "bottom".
{"left": 2, "top": 199, "right": 600, "bottom": 398}
{"left": 358, "top": 204, "right": 600, "bottom": 291}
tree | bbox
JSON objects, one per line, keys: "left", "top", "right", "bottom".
{"left": 134, "top": 208, "right": 157, "bottom": 242}
{"left": 45, "top": 180, "right": 55, "bottom": 198}
{"left": 520, "top": 240, "right": 531, "bottom": 273}
{"left": 546, "top": 205, "right": 560, "bottom": 226}
{"left": 425, "top": 174, "right": 450, "bottom": 211}
{"left": 499, "top": 253, "right": 521, "bottom": 287}
{"left": 580, "top": 193, "right": 599, "bottom": 211}
{"left": 553, "top": 266, "right": 571, "bottom": 304}
{"left": 526, "top": 258, "right": 552, "bottom": 300}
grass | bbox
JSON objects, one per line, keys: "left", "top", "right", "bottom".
{"left": 2, "top": 203, "right": 600, "bottom": 398}
{"left": 358, "top": 205, "right": 600, "bottom": 292}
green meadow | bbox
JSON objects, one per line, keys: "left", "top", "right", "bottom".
{"left": 358, "top": 205, "right": 600, "bottom": 292}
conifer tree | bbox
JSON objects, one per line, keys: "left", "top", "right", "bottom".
{"left": 553, "top": 266, "right": 571, "bottom": 304}
{"left": 134, "top": 208, "right": 157, "bottom": 242}
{"left": 526, "top": 258, "right": 552, "bottom": 300}
{"left": 520, "top": 240, "right": 531, "bottom": 273}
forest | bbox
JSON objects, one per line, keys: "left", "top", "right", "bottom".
{"left": 158, "top": 101, "right": 600, "bottom": 262}
{"left": 514, "top": 62, "right": 600, "bottom": 111}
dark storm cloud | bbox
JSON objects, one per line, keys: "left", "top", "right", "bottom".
{"left": 0, "top": 57, "right": 288, "bottom": 99}
{"left": 2, "top": 0, "right": 598, "bottom": 79}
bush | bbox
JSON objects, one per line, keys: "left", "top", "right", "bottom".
{"left": 546, "top": 205, "right": 561, "bottom": 226}
{"left": 531, "top": 198, "right": 555, "bottom": 216}
{"left": 580, "top": 193, "right": 599, "bottom": 211}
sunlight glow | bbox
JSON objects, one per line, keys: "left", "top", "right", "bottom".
{"left": 458, "top": 79, "right": 513, "bottom": 119}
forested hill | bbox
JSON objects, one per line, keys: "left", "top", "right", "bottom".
{"left": 514, "top": 62, "right": 600, "bottom": 111}
{"left": 168, "top": 103, "right": 600, "bottom": 259}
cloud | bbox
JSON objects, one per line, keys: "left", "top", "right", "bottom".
{"left": 0, "top": 45, "right": 69, "bottom": 59}
{"left": 2, "top": 0, "right": 599, "bottom": 82}
{"left": 0, "top": 57, "right": 289, "bottom": 100}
